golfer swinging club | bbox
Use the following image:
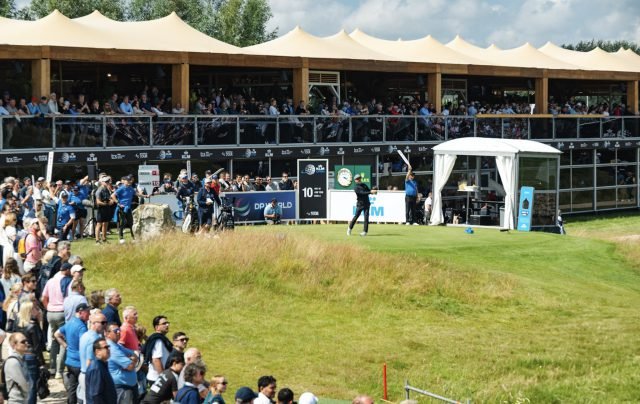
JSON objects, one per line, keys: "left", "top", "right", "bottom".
{"left": 347, "top": 173, "right": 377, "bottom": 236}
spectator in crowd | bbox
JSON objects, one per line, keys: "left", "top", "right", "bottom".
{"left": 142, "top": 352, "right": 185, "bottom": 403}
{"left": 55, "top": 302, "right": 90, "bottom": 404}
{"left": 42, "top": 261, "right": 73, "bottom": 378}
{"left": 176, "top": 360, "right": 207, "bottom": 404}
{"left": 145, "top": 315, "right": 172, "bottom": 385}
{"left": 299, "top": 392, "right": 319, "bottom": 404}
{"left": 78, "top": 312, "right": 108, "bottom": 403}
{"left": 5, "top": 332, "right": 30, "bottom": 403}
{"left": 119, "top": 305, "right": 140, "bottom": 351}
{"left": 102, "top": 288, "right": 122, "bottom": 326}
{"left": 236, "top": 387, "right": 258, "bottom": 404}
{"left": 353, "top": 396, "right": 374, "bottom": 404}
{"left": 255, "top": 376, "right": 277, "bottom": 404}
{"left": 172, "top": 332, "right": 189, "bottom": 354}
{"left": 277, "top": 388, "right": 294, "bottom": 404}
{"left": 279, "top": 173, "right": 294, "bottom": 190}
{"left": 204, "top": 375, "right": 228, "bottom": 404}
{"left": 86, "top": 337, "right": 118, "bottom": 404}
{"left": 16, "top": 300, "right": 45, "bottom": 404}
{"left": 63, "top": 279, "right": 88, "bottom": 322}
{"left": 105, "top": 322, "right": 139, "bottom": 403}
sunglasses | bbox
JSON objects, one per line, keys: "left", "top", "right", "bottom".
{"left": 94, "top": 321, "right": 107, "bottom": 325}
{"left": 18, "top": 339, "right": 28, "bottom": 345}
{"left": 176, "top": 337, "right": 189, "bottom": 343}
{"left": 98, "top": 345, "right": 110, "bottom": 350}
{"left": 110, "top": 328, "right": 121, "bottom": 333}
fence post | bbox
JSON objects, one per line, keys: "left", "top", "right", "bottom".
{"left": 52, "top": 116, "right": 57, "bottom": 149}
{"left": 101, "top": 117, "right": 107, "bottom": 148}
{"left": 149, "top": 116, "right": 154, "bottom": 146}
{"left": 404, "top": 380, "right": 410, "bottom": 401}
{"left": 194, "top": 116, "right": 199, "bottom": 146}
{"left": 0, "top": 117, "right": 4, "bottom": 151}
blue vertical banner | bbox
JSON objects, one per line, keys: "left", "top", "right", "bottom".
{"left": 517, "top": 186, "right": 535, "bottom": 232}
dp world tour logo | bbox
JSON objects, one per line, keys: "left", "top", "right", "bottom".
{"left": 234, "top": 199, "right": 251, "bottom": 217}
{"left": 304, "top": 164, "right": 316, "bottom": 175}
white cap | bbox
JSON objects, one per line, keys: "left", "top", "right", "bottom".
{"left": 298, "top": 393, "right": 318, "bottom": 404}
{"left": 70, "top": 265, "right": 85, "bottom": 274}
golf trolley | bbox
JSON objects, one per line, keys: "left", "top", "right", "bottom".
{"left": 181, "top": 196, "right": 200, "bottom": 234}
{"left": 215, "top": 196, "right": 235, "bottom": 232}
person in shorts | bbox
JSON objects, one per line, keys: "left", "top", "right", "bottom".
{"left": 95, "top": 176, "right": 114, "bottom": 244}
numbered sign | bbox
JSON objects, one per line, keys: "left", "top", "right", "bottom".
{"left": 297, "top": 159, "right": 328, "bottom": 220}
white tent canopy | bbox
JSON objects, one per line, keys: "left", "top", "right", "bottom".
{"left": 429, "top": 138, "right": 561, "bottom": 229}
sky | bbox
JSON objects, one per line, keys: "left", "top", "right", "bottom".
{"left": 267, "top": 0, "right": 640, "bottom": 48}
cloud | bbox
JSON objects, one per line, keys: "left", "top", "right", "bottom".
{"left": 267, "top": 0, "right": 640, "bottom": 48}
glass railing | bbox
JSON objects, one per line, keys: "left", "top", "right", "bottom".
{"left": 1, "top": 114, "right": 638, "bottom": 150}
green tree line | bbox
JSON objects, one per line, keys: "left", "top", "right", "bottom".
{"left": 562, "top": 39, "right": 639, "bottom": 55}
{"left": 0, "top": 0, "right": 277, "bottom": 47}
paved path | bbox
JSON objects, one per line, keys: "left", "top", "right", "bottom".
{"left": 41, "top": 377, "right": 66, "bottom": 403}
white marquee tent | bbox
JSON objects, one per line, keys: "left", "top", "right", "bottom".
{"left": 429, "top": 138, "right": 561, "bottom": 229}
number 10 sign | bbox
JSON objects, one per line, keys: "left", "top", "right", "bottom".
{"left": 297, "top": 159, "right": 328, "bottom": 220}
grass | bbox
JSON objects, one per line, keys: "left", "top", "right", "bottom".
{"left": 71, "top": 213, "right": 640, "bottom": 403}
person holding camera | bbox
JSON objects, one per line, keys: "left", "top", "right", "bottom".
{"left": 94, "top": 176, "right": 114, "bottom": 244}
{"left": 347, "top": 174, "right": 377, "bottom": 237}
{"left": 263, "top": 199, "right": 282, "bottom": 225}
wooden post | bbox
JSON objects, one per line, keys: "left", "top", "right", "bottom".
{"left": 172, "top": 63, "right": 190, "bottom": 113}
{"left": 427, "top": 72, "right": 441, "bottom": 113}
{"left": 292, "top": 59, "right": 309, "bottom": 105}
{"left": 535, "top": 77, "right": 548, "bottom": 114}
{"left": 31, "top": 59, "right": 50, "bottom": 98}
{"left": 627, "top": 80, "right": 639, "bottom": 115}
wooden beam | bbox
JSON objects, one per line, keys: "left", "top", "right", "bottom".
{"left": 427, "top": 72, "right": 441, "bottom": 113}
{"left": 31, "top": 59, "right": 50, "bottom": 98}
{"left": 627, "top": 80, "right": 639, "bottom": 115}
{"left": 535, "top": 77, "right": 548, "bottom": 114}
{"left": 172, "top": 63, "right": 190, "bottom": 113}
{"left": 292, "top": 60, "right": 309, "bottom": 105}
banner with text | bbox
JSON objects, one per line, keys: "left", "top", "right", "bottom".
{"left": 224, "top": 191, "right": 297, "bottom": 223}
{"left": 517, "top": 186, "right": 535, "bottom": 232}
{"left": 138, "top": 165, "right": 160, "bottom": 196}
{"left": 329, "top": 190, "right": 405, "bottom": 223}
{"left": 297, "top": 159, "right": 328, "bottom": 220}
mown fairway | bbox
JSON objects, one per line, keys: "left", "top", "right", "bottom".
{"left": 73, "top": 213, "right": 640, "bottom": 403}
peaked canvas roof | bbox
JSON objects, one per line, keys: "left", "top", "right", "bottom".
{"left": 244, "top": 26, "right": 395, "bottom": 60}
{"left": 433, "top": 137, "right": 562, "bottom": 156}
{"left": 349, "top": 29, "right": 486, "bottom": 65}
{"left": 0, "top": 10, "right": 239, "bottom": 53}
{"left": 446, "top": 36, "right": 580, "bottom": 70}
{"left": 538, "top": 42, "right": 640, "bottom": 72}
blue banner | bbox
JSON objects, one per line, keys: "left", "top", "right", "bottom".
{"left": 517, "top": 186, "right": 535, "bottom": 232}
{"left": 224, "top": 191, "right": 296, "bottom": 223}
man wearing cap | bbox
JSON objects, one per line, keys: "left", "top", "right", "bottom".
{"left": 347, "top": 174, "right": 377, "bottom": 237}
{"left": 57, "top": 192, "right": 77, "bottom": 241}
{"left": 197, "top": 178, "right": 221, "bottom": 232}
{"left": 55, "top": 302, "right": 90, "bottom": 404}
{"left": 263, "top": 199, "right": 282, "bottom": 225}
{"left": 42, "top": 260, "right": 73, "bottom": 378}
{"left": 115, "top": 176, "right": 136, "bottom": 244}
{"left": 23, "top": 218, "right": 42, "bottom": 273}
{"left": 236, "top": 387, "right": 258, "bottom": 404}
{"left": 95, "top": 176, "right": 114, "bottom": 244}
{"left": 69, "top": 185, "right": 88, "bottom": 239}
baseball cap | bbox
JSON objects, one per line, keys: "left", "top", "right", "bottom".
{"left": 179, "top": 174, "right": 188, "bottom": 180}
{"left": 235, "top": 387, "right": 258, "bottom": 403}
{"left": 75, "top": 303, "right": 90, "bottom": 312}
{"left": 71, "top": 264, "right": 85, "bottom": 274}
{"left": 61, "top": 263, "right": 73, "bottom": 272}
{"left": 37, "top": 177, "right": 45, "bottom": 182}
{"left": 299, "top": 393, "right": 318, "bottom": 404}
{"left": 354, "top": 174, "right": 362, "bottom": 180}
{"left": 211, "top": 174, "right": 218, "bottom": 180}
{"left": 204, "top": 178, "right": 212, "bottom": 184}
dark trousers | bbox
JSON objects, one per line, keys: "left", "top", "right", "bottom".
{"left": 25, "top": 353, "right": 39, "bottom": 404}
{"left": 349, "top": 205, "right": 370, "bottom": 233}
{"left": 115, "top": 384, "right": 139, "bottom": 404}
{"left": 64, "top": 365, "right": 81, "bottom": 404}
{"left": 405, "top": 195, "right": 417, "bottom": 224}
{"left": 118, "top": 210, "right": 134, "bottom": 239}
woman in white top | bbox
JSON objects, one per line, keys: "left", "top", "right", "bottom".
{"left": 1, "top": 212, "right": 24, "bottom": 274}
{"left": 0, "top": 257, "right": 22, "bottom": 299}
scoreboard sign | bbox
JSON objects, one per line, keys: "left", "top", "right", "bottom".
{"left": 297, "top": 159, "right": 328, "bottom": 220}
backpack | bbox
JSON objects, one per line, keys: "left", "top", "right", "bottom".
{"left": 36, "top": 255, "right": 61, "bottom": 300}
{"left": 5, "top": 299, "right": 21, "bottom": 332}
{"left": 0, "top": 356, "right": 22, "bottom": 399}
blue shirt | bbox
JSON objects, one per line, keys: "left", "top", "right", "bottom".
{"left": 56, "top": 202, "right": 76, "bottom": 229}
{"left": 80, "top": 330, "right": 101, "bottom": 373}
{"left": 115, "top": 186, "right": 136, "bottom": 212}
{"left": 263, "top": 203, "right": 282, "bottom": 219}
{"left": 119, "top": 102, "right": 133, "bottom": 115}
{"left": 59, "top": 316, "right": 88, "bottom": 368}
{"left": 176, "top": 384, "right": 201, "bottom": 404}
{"left": 405, "top": 179, "right": 418, "bottom": 197}
{"left": 69, "top": 193, "right": 83, "bottom": 212}
{"left": 106, "top": 339, "right": 136, "bottom": 386}
{"left": 102, "top": 304, "right": 121, "bottom": 327}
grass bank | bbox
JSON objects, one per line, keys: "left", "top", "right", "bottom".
{"left": 73, "top": 217, "right": 640, "bottom": 403}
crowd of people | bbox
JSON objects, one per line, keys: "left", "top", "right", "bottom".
{"left": 0, "top": 172, "right": 379, "bottom": 404}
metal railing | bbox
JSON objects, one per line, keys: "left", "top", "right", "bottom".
{"left": 404, "top": 380, "right": 470, "bottom": 404}
{"left": 0, "top": 114, "right": 638, "bottom": 151}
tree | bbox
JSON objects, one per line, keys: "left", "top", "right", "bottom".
{"left": 212, "top": 0, "right": 277, "bottom": 46}
{"left": 0, "top": 0, "right": 15, "bottom": 17}
{"left": 26, "top": 0, "right": 125, "bottom": 19}
{"left": 562, "top": 40, "right": 640, "bottom": 55}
